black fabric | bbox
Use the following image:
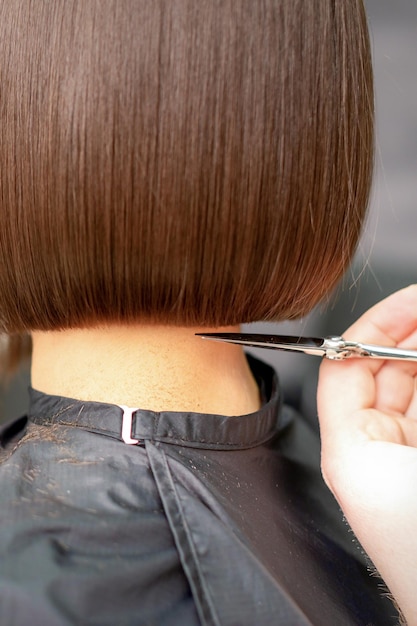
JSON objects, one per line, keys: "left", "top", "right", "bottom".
{"left": 0, "top": 357, "right": 399, "bottom": 625}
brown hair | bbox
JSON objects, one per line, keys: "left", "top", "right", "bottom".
{"left": 0, "top": 0, "right": 373, "bottom": 333}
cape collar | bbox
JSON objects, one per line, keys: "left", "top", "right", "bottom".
{"left": 27, "top": 356, "right": 282, "bottom": 451}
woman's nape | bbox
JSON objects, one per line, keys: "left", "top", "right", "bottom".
{"left": 31, "top": 325, "right": 261, "bottom": 416}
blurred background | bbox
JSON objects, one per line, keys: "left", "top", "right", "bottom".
{"left": 1, "top": 0, "right": 416, "bottom": 424}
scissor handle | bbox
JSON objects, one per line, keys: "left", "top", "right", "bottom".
{"left": 324, "top": 336, "right": 417, "bottom": 362}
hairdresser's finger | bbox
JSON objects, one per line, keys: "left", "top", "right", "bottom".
{"left": 319, "top": 285, "right": 417, "bottom": 418}
{"left": 318, "top": 287, "right": 417, "bottom": 476}
{"left": 344, "top": 284, "right": 417, "bottom": 351}
{"left": 373, "top": 361, "right": 417, "bottom": 417}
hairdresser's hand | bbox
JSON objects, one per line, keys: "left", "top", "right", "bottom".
{"left": 318, "top": 285, "right": 417, "bottom": 625}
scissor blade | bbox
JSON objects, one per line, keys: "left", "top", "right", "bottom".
{"left": 196, "top": 333, "right": 326, "bottom": 355}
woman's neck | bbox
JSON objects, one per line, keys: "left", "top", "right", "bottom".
{"left": 31, "top": 325, "right": 260, "bottom": 416}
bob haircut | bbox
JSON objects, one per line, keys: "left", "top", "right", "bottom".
{"left": 0, "top": 0, "right": 373, "bottom": 333}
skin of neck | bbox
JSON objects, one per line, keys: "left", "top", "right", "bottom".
{"left": 31, "top": 325, "right": 261, "bottom": 416}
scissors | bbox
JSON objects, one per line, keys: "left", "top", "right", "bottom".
{"left": 196, "top": 333, "right": 417, "bottom": 362}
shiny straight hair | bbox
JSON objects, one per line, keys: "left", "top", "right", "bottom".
{"left": 0, "top": 0, "right": 374, "bottom": 334}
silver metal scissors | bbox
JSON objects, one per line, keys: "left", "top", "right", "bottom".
{"left": 196, "top": 333, "right": 417, "bottom": 362}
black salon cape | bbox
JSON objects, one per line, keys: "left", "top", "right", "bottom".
{"left": 0, "top": 357, "right": 398, "bottom": 626}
